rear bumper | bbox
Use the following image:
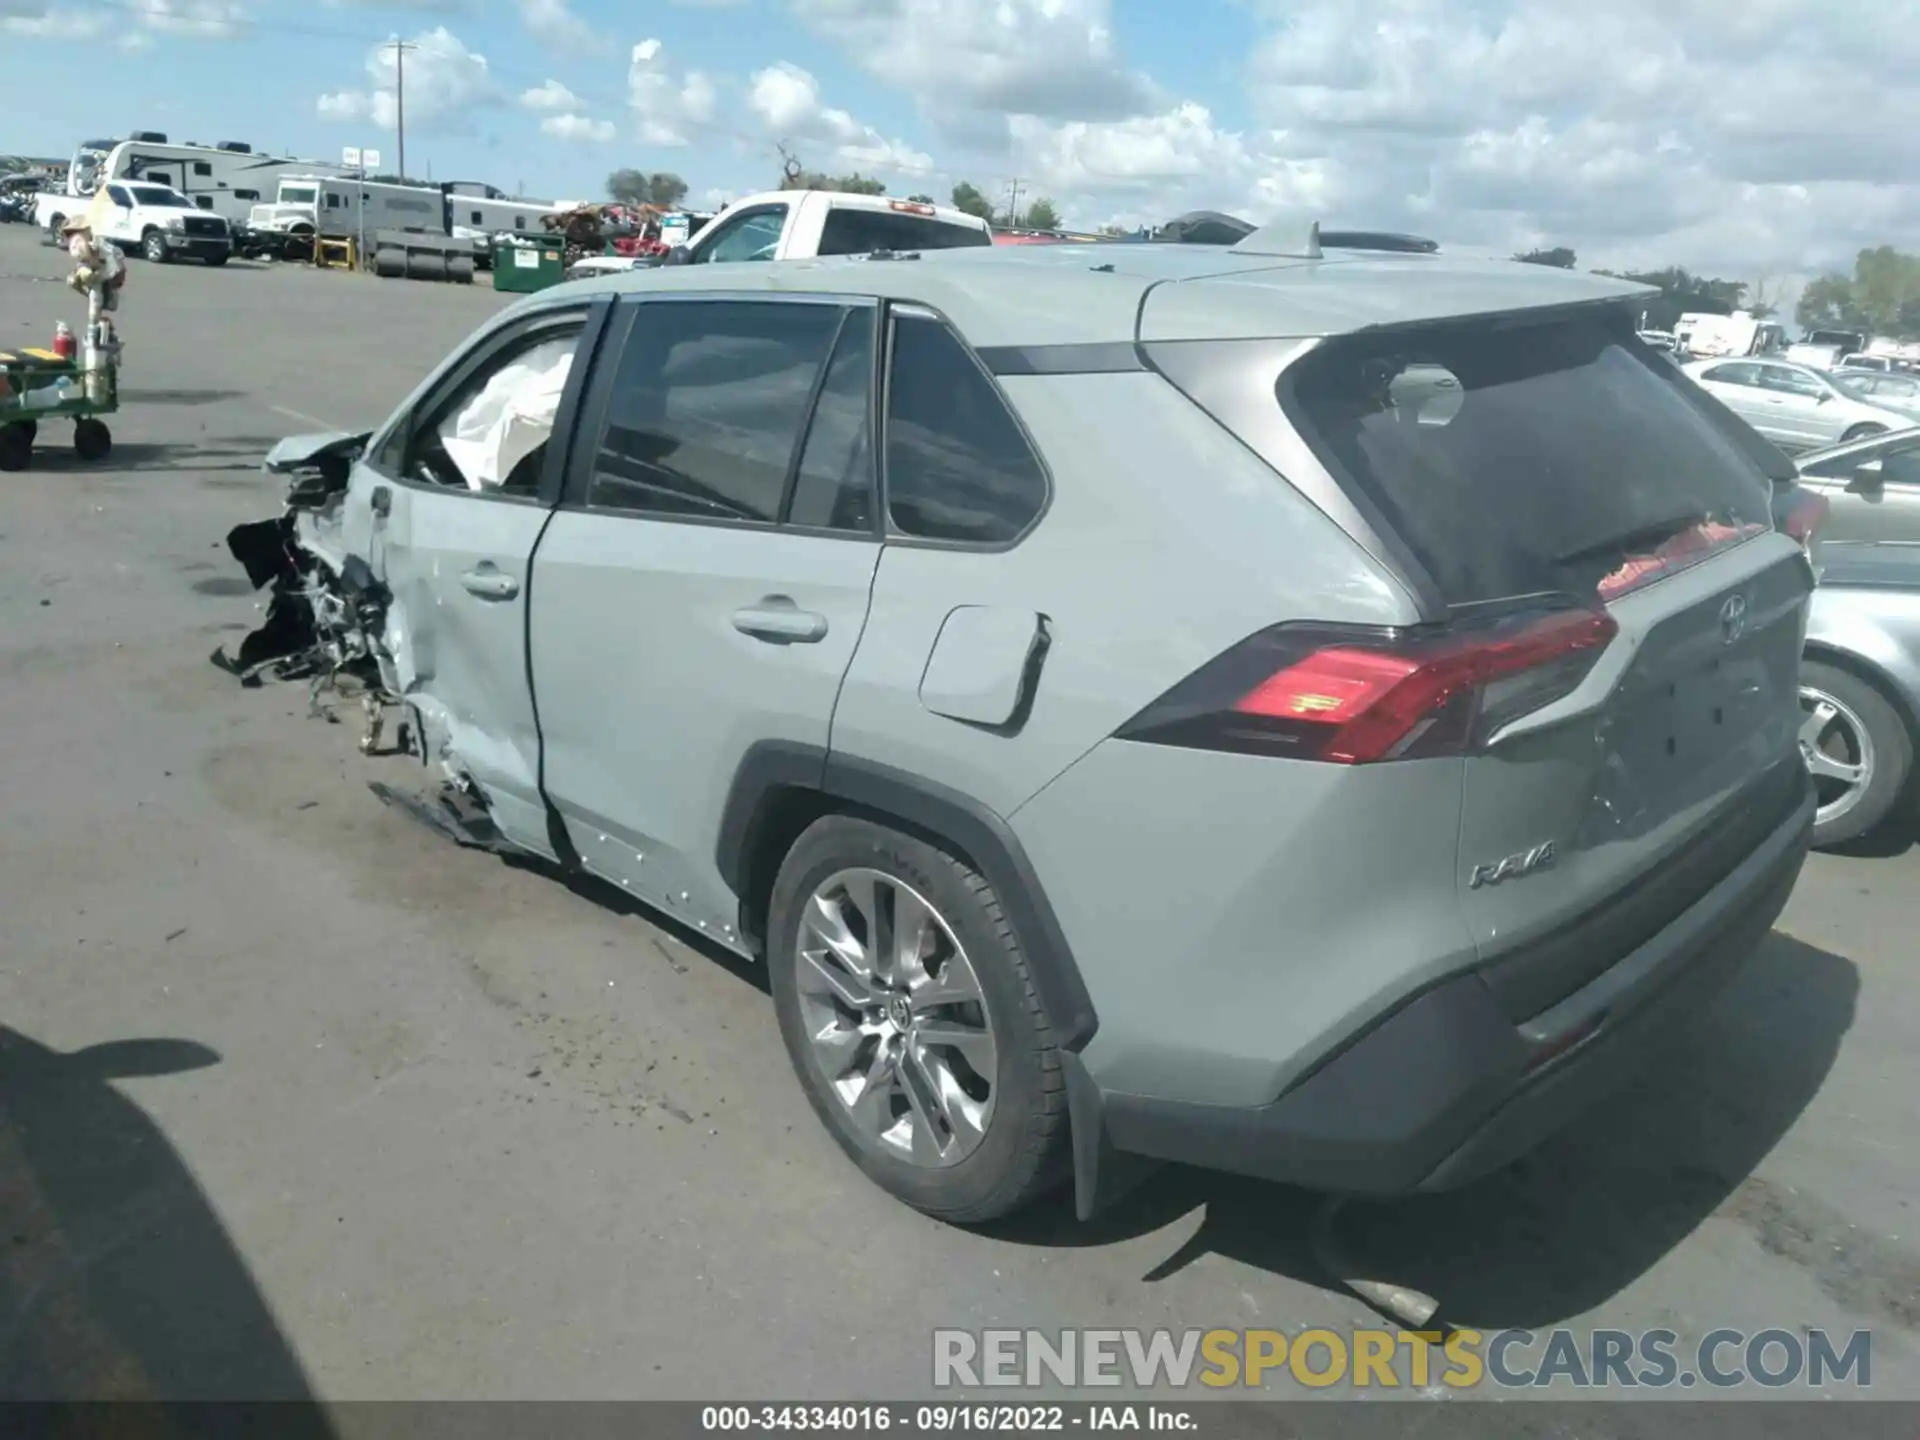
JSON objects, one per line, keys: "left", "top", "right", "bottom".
{"left": 1069, "top": 763, "right": 1813, "bottom": 1211}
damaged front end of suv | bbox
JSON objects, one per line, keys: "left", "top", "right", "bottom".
{"left": 213, "top": 431, "right": 402, "bottom": 755}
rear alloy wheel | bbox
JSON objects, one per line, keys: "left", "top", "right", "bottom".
{"left": 1841, "top": 423, "right": 1887, "bottom": 443}
{"left": 767, "top": 816, "right": 1069, "bottom": 1223}
{"left": 1799, "top": 660, "right": 1912, "bottom": 848}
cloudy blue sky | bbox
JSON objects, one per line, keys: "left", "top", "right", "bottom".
{"left": 3, "top": 0, "right": 1915, "bottom": 291}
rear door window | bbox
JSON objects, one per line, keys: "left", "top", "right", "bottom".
{"left": 1701, "top": 362, "right": 1760, "bottom": 387}
{"left": 585, "top": 299, "right": 844, "bottom": 523}
{"left": 817, "top": 208, "right": 990, "bottom": 255}
{"left": 1282, "top": 313, "right": 1774, "bottom": 606}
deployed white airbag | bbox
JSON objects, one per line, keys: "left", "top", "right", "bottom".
{"left": 438, "top": 337, "right": 575, "bottom": 490}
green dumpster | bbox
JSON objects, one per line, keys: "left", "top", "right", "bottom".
{"left": 492, "top": 238, "right": 565, "bottom": 293}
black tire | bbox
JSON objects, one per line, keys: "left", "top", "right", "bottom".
{"left": 1841, "top": 423, "right": 1887, "bottom": 443}
{"left": 72, "top": 418, "right": 112, "bottom": 462}
{"left": 374, "top": 248, "right": 406, "bottom": 279}
{"left": 406, "top": 252, "right": 447, "bottom": 283}
{"left": 447, "top": 255, "right": 475, "bottom": 285}
{"left": 1801, "top": 659, "right": 1912, "bottom": 849}
{"left": 44, "top": 215, "right": 65, "bottom": 247}
{"left": 766, "top": 814, "right": 1070, "bottom": 1223}
{"left": 0, "top": 425, "right": 31, "bottom": 472}
{"left": 142, "top": 229, "right": 170, "bottom": 264}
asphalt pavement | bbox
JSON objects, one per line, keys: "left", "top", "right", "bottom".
{"left": 1, "top": 225, "right": 1916, "bottom": 1413}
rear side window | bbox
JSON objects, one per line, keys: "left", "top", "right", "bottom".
{"left": 817, "top": 209, "right": 990, "bottom": 256}
{"left": 1282, "top": 314, "right": 1774, "bottom": 606}
{"left": 884, "top": 313, "right": 1049, "bottom": 545}
{"left": 587, "top": 300, "right": 843, "bottom": 523}
{"left": 1701, "top": 362, "right": 1758, "bottom": 386}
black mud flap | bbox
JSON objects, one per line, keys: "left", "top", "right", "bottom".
{"left": 368, "top": 781, "right": 523, "bottom": 856}
{"left": 211, "top": 515, "right": 321, "bottom": 684}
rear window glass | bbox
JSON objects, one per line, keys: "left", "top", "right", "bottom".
{"left": 1282, "top": 314, "right": 1775, "bottom": 606}
{"left": 817, "top": 208, "right": 990, "bottom": 256}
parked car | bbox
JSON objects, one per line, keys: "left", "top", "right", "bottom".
{"left": 1683, "top": 356, "right": 1920, "bottom": 451}
{"left": 1801, "top": 544, "right": 1920, "bottom": 847}
{"left": 69, "top": 181, "right": 233, "bottom": 266}
{"left": 665, "top": 190, "right": 990, "bottom": 266}
{"left": 1836, "top": 369, "right": 1920, "bottom": 408}
{"left": 221, "top": 230, "right": 1815, "bottom": 1224}
{"left": 1792, "top": 426, "right": 1920, "bottom": 545}
{"left": 563, "top": 254, "right": 663, "bottom": 282}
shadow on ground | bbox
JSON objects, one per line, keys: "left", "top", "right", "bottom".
{"left": 0, "top": 1026, "right": 335, "bottom": 1423}
{"left": 119, "top": 389, "right": 247, "bottom": 407}
{"left": 987, "top": 933, "right": 1862, "bottom": 1332}
{"left": 21, "top": 437, "right": 280, "bottom": 475}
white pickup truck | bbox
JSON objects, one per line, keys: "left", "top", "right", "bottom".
{"left": 36, "top": 180, "right": 233, "bottom": 266}
{"left": 564, "top": 190, "right": 991, "bottom": 280}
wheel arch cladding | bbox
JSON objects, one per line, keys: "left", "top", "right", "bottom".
{"left": 717, "top": 741, "right": 1100, "bottom": 1052}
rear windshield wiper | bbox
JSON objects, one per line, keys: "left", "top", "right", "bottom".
{"left": 1553, "top": 510, "right": 1706, "bottom": 567}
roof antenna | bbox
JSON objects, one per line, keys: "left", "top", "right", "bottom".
{"left": 1229, "top": 215, "right": 1322, "bottom": 260}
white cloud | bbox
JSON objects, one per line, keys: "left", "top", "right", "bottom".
{"left": 1, "top": 4, "right": 111, "bottom": 37}
{"left": 627, "top": 39, "right": 719, "bottom": 147}
{"left": 520, "top": 79, "right": 581, "bottom": 111}
{"left": 316, "top": 27, "right": 502, "bottom": 134}
{"left": 779, "top": 0, "right": 1918, "bottom": 279}
{"left": 324, "top": 0, "right": 474, "bottom": 10}
{"left": 3, "top": 0, "right": 241, "bottom": 38}
{"left": 790, "top": 0, "right": 1155, "bottom": 123}
{"left": 1236, "top": 0, "right": 1920, "bottom": 276}
{"left": 541, "top": 113, "right": 616, "bottom": 143}
{"left": 748, "top": 61, "right": 932, "bottom": 176}
{"left": 517, "top": 0, "right": 605, "bottom": 54}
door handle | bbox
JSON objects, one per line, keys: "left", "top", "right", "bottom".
{"left": 732, "top": 599, "right": 828, "bottom": 643}
{"left": 460, "top": 567, "right": 520, "bottom": 601}
{"left": 370, "top": 485, "right": 391, "bottom": 516}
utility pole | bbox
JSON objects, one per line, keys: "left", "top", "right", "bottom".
{"left": 391, "top": 38, "right": 418, "bottom": 183}
{"left": 1004, "top": 178, "right": 1024, "bottom": 227}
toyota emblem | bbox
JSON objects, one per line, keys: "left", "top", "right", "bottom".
{"left": 1719, "top": 593, "right": 1749, "bottom": 645}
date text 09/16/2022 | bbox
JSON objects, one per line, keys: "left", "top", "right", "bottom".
{"left": 701, "top": 1405, "right": 1197, "bottom": 1432}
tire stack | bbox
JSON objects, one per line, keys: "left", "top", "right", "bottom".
{"left": 370, "top": 246, "right": 475, "bottom": 285}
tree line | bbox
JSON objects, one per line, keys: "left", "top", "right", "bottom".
{"left": 1516, "top": 244, "right": 1920, "bottom": 340}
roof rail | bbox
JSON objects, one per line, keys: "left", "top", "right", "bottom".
{"left": 1229, "top": 217, "right": 1321, "bottom": 259}
{"left": 1319, "top": 230, "right": 1439, "bottom": 254}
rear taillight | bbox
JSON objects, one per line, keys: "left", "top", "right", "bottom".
{"left": 1117, "top": 607, "right": 1618, "bottom": 764}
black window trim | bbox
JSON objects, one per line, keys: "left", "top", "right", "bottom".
{"left": 878, "top": 300, "right": 1056, "bottom": 554}
{"left": 363, "top": 296, "right": 612, "bottom": 510}
{"left": 688, "top": 202, "right": 790, "bottom": 264}
{"left": 561, "top": 290, "right": 882, "bottom": 544}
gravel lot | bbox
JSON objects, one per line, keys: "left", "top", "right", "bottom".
{"left": 1, "top": 226, "right": 1916, "bottom": 1417}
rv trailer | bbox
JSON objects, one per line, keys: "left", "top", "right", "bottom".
{"left": 36, "top": 134, "right": 346, "bottom": 235}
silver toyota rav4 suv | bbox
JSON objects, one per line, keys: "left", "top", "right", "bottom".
{"left": 235, "top": 221, "right": 1816, "bottom": 1226}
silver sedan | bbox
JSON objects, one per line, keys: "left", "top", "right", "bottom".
{"left": 1684, "top": 356, "right": 1920, "bottom": 452}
